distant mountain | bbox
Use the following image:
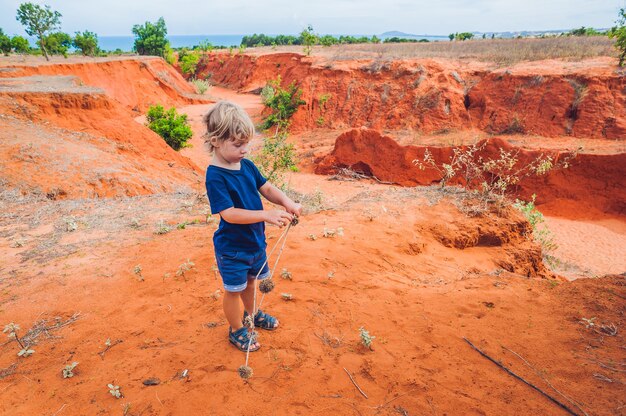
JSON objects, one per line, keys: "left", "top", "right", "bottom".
{"left": 380, "top": 31, "right": 448, "bottom": 39}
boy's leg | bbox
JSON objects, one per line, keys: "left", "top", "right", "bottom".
{"left": 223, "top": 290, "right": 243, "bottom": 330}
{"left": 223, "top": 289, "right": 260, "bottom": 350}
{"left": 240, "top": 277, "right": 256, "bottom": 316}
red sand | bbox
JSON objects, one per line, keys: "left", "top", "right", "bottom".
{"left": 0, "top": 54, "right": 624, "bottom": 416}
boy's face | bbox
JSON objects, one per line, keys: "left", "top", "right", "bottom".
{"left": 212, "top": 137, "right": 250, "bottom": 164}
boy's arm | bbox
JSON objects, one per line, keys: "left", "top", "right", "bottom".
{"left": 259, "top": 182, "right": 303, "bottom": 217}
{"left": 220, "top": 207, "right": 293, "bottom": 227}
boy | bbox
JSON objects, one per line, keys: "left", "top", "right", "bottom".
{"left": 204, "top": 101, "right": 302, "bottom": 352}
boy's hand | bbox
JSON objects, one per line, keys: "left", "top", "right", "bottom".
{"left": 284, "top": 201, "right": 303, "bottom": 217}
{"left": 265, "top": 209, "right": 294, "bottom": 228}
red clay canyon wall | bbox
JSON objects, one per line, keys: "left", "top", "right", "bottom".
{"left": 196, "top": 53, "right": 625, "bottom": 139}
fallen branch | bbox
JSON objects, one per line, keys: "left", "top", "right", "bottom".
{"left": 463, "top": 338, "right": 580, "bottom": 416}
{"left": 98, "top": 339, "right": 123, "bottom": 359}
{"left": 343, "top": 367, "right": 368, "bottom": 399}
{"left": 502, "top": 346, "right": 589, "bottom": 416}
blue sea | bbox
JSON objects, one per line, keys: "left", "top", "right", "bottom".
{"left": 99, "top": 35, "right": 244, "bottom": 51}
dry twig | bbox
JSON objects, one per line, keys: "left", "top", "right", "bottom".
{"left": 344, "top": 367, "right": 368, "bottom": 399}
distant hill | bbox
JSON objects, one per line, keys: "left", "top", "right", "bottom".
{"left": 380, "top": 31, "right": 448, "bottom": 40}
{"left": 381, "top": 28, "right": 610, "bottom": 40}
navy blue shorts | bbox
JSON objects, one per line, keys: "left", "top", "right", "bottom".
{"left": 215, "top": 249, "right": 271, "bottom": 292}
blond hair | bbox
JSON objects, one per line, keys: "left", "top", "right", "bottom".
{"left": 203, "top": 101, "right": 255, "bottom": 152}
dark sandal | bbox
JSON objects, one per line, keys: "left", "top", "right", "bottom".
{"left": 244, "top": 309, "right": 279, "bottom": 331}
{"left": 229, "top": 326, "right": 260, "bottom": 352}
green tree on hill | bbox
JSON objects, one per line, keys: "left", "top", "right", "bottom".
{"left": 40, "top": 31, "right": 71, "bottom": 57}
{"left": 132, "top": 17, "right": 169, "bottom": 57}
{"left": 73, "top": 30, "right": 99, "bottom": 56}
{"left": 0, "top": 29, "right": 11, "bottom": 55}
{"left": 16, "top": 2, "right": 62, "bottom": 61}
{"left": 609, "top": 8, "right": 626, "bottom": 66}
{"left": 300, "top": 25, "right": 317, "bottom": 56}
{"left": 11, "top": 35, "right": 30, "bottom": 53}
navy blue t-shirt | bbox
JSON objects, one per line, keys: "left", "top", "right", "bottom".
{"left": 206, "top": 158, "right": 268, "bottom": 253}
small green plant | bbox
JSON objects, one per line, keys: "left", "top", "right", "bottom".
{"left": 259, "top": 76, "right": 306, "bottom": 130}
{"left": 300, "top": 25, "right": 317, "bottom": 56}
{"left": 4, "top": 323, "right": 35, "bottom": 357}
{"left": 190, "top": 78, "right": 210, "bottom": 94}
{"left": 316, "top": 116, "right": 325, "bottom": 126}
{"left": 133, "top": 265, "right": 143, "bottom": 281}
{"left": 176, "top": 259, "right": 195, "bottom": 279}
{"left": 180, "top": 51, "right": 200, "bottom": 76}
{"left": 513, "top": 195, "right": 558, "bottom": 254}
{"left": 318, "top": 93, "right": 331, "bottom": 110}
{"left": 146, "top": 105, "right": 193, "bottom": 151}
{"left": 62, "top": 362, "right": 79, "bottom": 378}
{"left": 252, "top": 130, "right": 298, "bottom": 189}
{"left": 154, "top": 220, "right": 171, "bottom": 235}
{"left": 108, "top": 383, "right": 122, "bottom": 398}
{"left": 359, "top": 327, "right": 375, "bottom": 350}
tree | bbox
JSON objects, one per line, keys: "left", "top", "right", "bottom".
{"left": 73, "top": 30, "right": 99, "bottom": 56}
{"left": 448, "top": 33, "right": 455, "bottom": 41}
{"left": 300, "top": 25, "right": 317, "bottom": 56}
{"left": 0, "top": 29, "right": 11, "bottom": 55}
{"left": 132, "top": 17, "right": 169, "bottom": 57}
{"left": 609, "top": 8, "right": 626, "bottom": 66}
{"left": 11, "top": 35, "right": 30, "bottom": 53}
{"left": 39, "top": 32, "right": 71, "bottom": 57}
{"left": 16, "top": 2, "right": 62, "bottom": 61}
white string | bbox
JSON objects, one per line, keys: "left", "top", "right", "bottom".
{"left": 244, "top": 222, "right": 293, "bottom": 366}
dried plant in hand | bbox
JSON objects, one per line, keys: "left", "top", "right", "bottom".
{"left": 359, "top": 327, "right": 375, "bottom": 350}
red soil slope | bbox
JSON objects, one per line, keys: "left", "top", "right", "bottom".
{"left": 0, "top": 70, "right": 203, "bottom": 198}
{"left": 195, "top": 53, "right": 625, "bottom": 139}
{"left": 315, "top": 128, "right": 626, "bottom": 216}
{"left": 0, "top": 57, "right": 205, "bottom": 111}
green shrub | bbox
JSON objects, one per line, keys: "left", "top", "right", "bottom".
{"left": 190, "top": 78, "right": 210, "bottom": 94}
{"left": 40, "top": 31, "right": 71, "bottom": 57}
{"left": 11, "top": 35, "right": 30, "bottom": 53}
{"left": 73, "top": 30, "right": 99, "bottom": 56}
{"left": 146, "top": 105, "right": 193, "bottom": 151}
{"left": 260, "top": 76, "right": 305, "bottom": 130}
{"left": 179, "top": 52, "right": 200, "bottom": 76}
{"left": 609, "top": 8, "right": 626, "bottom": 66}
{"left": 163, "top": 43, "right": 176, "bottom": 65}
{"left": 132, "top": 17, "right": 169, "bottom": 57}
{"left": 300, "top": 25, "right": 317, "bottom": 56}
{"left": 513, "top": 195, "right": 558, "bottom": 254}
{"left": 0, "top": 29, "right": 11, "bottom": 55}
{"left": 252, "top": 130, "right": 298, "bottom": 189}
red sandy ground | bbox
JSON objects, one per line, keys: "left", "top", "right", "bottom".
{"left": 0, "top": 55, "right": 624, "bottom": 416}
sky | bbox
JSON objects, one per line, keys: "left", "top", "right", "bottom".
{"left": 1, "top": 0, "right": 624, "bottom": 36}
